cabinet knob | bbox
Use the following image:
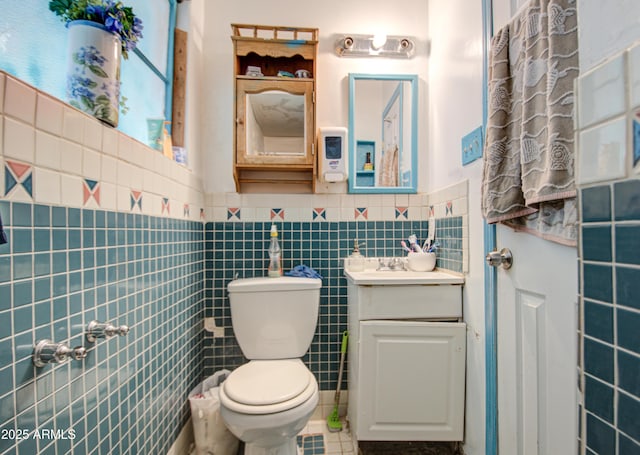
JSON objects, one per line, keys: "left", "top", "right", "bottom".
{"left": 236, "top": 118, "right": 244, "bottom": 125}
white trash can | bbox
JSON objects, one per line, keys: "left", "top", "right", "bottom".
{"left": 188, "top": 370, "right": 239, "bottom": 455}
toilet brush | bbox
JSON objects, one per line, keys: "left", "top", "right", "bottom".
{"left": 327, "top": 330, "right": 348, "bottom": 432}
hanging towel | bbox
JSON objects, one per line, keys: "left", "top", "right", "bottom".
{"left": 482, "top": 0, "right": 579, "bottom": 245}
{"left": 379, "top": 144, "right": 399, "bottom": 186}
{"left": 0, "top": 212, "right": 7, "bottom": 245}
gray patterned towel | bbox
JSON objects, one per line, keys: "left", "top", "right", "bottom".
{"left": 482, "top": 0, "right": 579, "bottom": 245}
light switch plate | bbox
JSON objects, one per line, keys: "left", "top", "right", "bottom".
{"left": 461, "top": 126, "right": 484, "bottom": 166}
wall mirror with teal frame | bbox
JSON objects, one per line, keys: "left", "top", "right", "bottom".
{"left": 348, "top": 73, "right": 418, "bottom": 193}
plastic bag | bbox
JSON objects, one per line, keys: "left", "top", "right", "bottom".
{"left": 188, "top": 370, "right": 239, "bottom": 455}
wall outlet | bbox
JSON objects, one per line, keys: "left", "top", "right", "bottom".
{"left": 461, "top": 126, "right": 484, "bottom": 166}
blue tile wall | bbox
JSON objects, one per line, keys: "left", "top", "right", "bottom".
{"left": 580, "top": 179, "right": 640, "bottom": 454}
{"left": 203, "top": 217, "right": 463, "bottom": 390}
{"left": 0, "top": 200, "right": 462, "bottom": 454}
{"left": 0, "top": 201, "right": 205, "bottom": 455}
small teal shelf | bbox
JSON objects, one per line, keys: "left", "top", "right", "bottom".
{"left": 355, "top": 141, "right": 375, "bottom": 187}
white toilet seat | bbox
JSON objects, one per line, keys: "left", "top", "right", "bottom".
{"left": 220, "top": 359, "right": 317, "bottom": 415}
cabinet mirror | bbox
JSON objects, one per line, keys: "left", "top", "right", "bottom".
{"left": 236, "top": 79, "right": 314, "bottom": 166}
{"left": 348, "top": 74, "right": 418, "bottom": 193}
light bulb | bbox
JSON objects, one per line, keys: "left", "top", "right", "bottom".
{"left": 371, "top": 34, "right": 387, "bottom": 50}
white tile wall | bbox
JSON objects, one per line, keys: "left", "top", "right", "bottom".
{"left": 578, "top": 54, "right": 626, "bottom": 129}
{"left": 33, "top": 167, "right": 61, "bottom": 205}
{"left": 0, "top": 72, "right": 5, "bottom": 114}
{"left": 62, "top": 106, "right": 85, "bottom": 144}
{"left": 628, "top": 43, "right": 640, "bottom": 109}
{"left": 101, "top": 154, "right": 118, "bottom": 184}
{"left": 36, "top": 93, "right": 63, "bottom": 135}
{"left": 59, "top": 139, "right": 83, "bottom": 175}
{"left": 4, "top": 77, "right": 36, "bottom": 125}
{"left": 102, "top": 126, "right": 118, "bottom": 156}
{"left": 0, "top": 71, "right": 205, "bottom": 219}
{"left": 82, "top": 115, "right": 103, "bottom": 151}
{"left": 82, "top": 148, "right": 101, "bottom": 180}
{"left": 35, "top": 130, "right": 61, "bottom": 170}
{"left": 575, "top": 40, "right": 640, "bottom": 185}
{"left": 578, "top": 117, "right": 627, "bottom": 184}
{"left": 4, "top": 117, "right": 35, "bottom": 162}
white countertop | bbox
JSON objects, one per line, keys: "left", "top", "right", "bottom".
{"left": 344, "top": 268, "right": 465, "bottom": 285}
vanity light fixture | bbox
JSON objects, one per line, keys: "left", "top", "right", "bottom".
{"left": 335, "top": 34, "right": 415, "bottom": 58}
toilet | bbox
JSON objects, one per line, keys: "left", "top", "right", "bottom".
{"left": 219, "top": 276, "right": 322, "bottom": 455}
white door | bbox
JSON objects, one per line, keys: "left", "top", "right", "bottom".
{"left": 493, "top": 225, "right": 578, "bottom": 454}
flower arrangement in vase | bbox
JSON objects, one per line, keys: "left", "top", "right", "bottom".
{"left": 49, "top": 0, "right": 143, "bottom": 126}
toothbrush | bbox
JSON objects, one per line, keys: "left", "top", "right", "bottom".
{"left": 408, "top": 234, "right": 421, "bottom": 252}
{"left": 400, "top": 241, "right": 412, "bottom": 253}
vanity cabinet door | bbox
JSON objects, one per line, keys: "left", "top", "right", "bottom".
{"left": 355, "top": 320, "right": 466, "bottom": 441}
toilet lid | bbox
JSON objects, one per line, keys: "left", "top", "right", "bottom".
{"left": 224, "top": 359, "right": 310, "bottom": 406}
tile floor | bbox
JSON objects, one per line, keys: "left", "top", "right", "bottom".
{"left": 297, "top": 419, "right": 355, "bottom": 455}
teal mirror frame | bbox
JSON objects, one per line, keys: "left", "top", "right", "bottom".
{"left": 348, "top": 73, "right": 419, "bottom": 194}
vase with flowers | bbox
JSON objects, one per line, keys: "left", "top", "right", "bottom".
{"left": 49, "top": 0, "right": 143, "bottom": 127}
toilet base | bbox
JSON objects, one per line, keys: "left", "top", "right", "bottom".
{"left": 244, "top": 438, "right": 301, "bottom": 455}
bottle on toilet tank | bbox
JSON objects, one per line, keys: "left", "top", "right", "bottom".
{"left": 268, "top": 224, "right": 282, "bottom": 277}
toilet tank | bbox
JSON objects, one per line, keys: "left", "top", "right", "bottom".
{"left": 227, "top": 277, "right": 321, "bottom": 359}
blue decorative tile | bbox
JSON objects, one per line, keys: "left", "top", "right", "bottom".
{"left": 619, "top": 433, "right": 640, "bottom": 455}
{"left": 34, "top": 229, "right": 50, "bottom": 252}
{"left": 581, "top": 226, "right": 612, "bottom": 262}
{"left": 615, "top": 180, "right": 640, "bottom": 221}
{"left": 33, "top": 205, "right": 50, "bottom": 227}
{"left": 13, "top": 254, "right": 32, "bottom": 280}
{"left": 585, "top": 375, "right": 614, "bottom": 423}
{"left": 51, "top": 206, "right": 66, "bottom": 227}
{"left": 0, "top": 284, "right": 10, "bottom": 312}
{"left": 581, "top": 186, "right": 611, "bottom": 222}
{"left": 12, "top": 305, "right": 32, "bottom": 334}
{"left": 618, "top": 350, "right": 640, "bottom": 398}
{"left": 584, "top": 338, "right": 614, "bottom": 383}
{"left": 586, "top": 413, "right": 615, "bottom": 455}
{"left": 634, "top": 117, "right": 640, "bottom": 167}
{"left": 618, "top": 392, "right": 640, "bottom": 442}
{"left": 583, "top": 263, "right": 613, "bottom": 303}
{"left": 34, "top": 277, "right": 51, "bottom": 302}
{"left": 615, "top": 225, "right": 640, "bottom": 265}
{"left": 12, "top": 281, "right": 32, "bottom": 307}
{"left": 584, "top": 300, "right": 613, "bottom": 344}
{"left": 618, "top": 308, "right": 640, "bottom": 354}
{"left": 67, "top": 208, "right": 81, "bottom": 227}
{"left": 616, "top": 266, "right": 640, "bottom": 311}
{"left": 52, "top": 230, "right": 66, "bottom": 250}
{"left": 11, "top": 229, "right": 31, "bottom": 254}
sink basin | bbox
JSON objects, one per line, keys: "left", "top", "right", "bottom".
{"left": 344, "top": 269, "right": 464, "bottom": 285}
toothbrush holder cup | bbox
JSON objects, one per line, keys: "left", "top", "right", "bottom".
{"left": 407, "top": 252, "right": 436, "bottom": 272}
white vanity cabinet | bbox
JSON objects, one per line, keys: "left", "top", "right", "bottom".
{"left": 345, "top": 271, "right": 466, "bottom": 442}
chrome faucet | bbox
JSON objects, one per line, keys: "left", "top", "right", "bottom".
{"left": 86, "top": 320, "right": 130, "bottom": 342}
{"left": 33, "top": 340, "right": 87, "bottom": 367}
{"left": 377, "top": 257, "right": 406, "bottom": 271}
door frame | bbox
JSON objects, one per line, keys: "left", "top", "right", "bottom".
{"left": 481, "top": 1, "right": 498, "bottom": 455}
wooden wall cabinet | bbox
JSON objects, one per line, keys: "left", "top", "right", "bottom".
{"left": 231, "top": 24, "right": 318, "bottom": 193}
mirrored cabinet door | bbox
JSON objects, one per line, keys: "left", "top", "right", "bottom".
{"left": 236, "top": 79, "right": 314, "bottom": 166}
